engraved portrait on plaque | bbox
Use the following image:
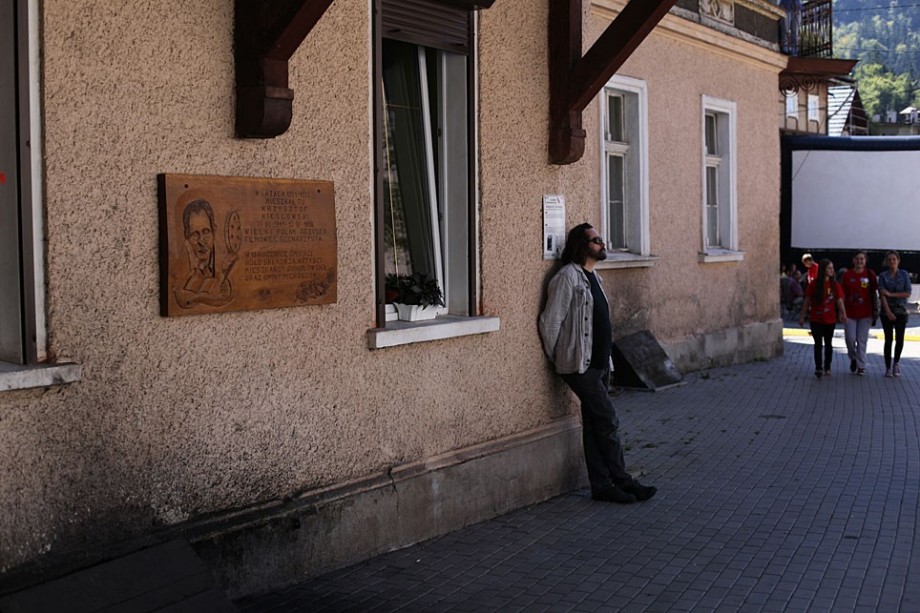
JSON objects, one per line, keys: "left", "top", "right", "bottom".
{"left": 158, "top": 173, "right": 337, "bottom": 317}
{"left": 174, "top": 198, "right": 236, "bottom": 309}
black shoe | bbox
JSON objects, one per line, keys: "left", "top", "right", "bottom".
{"left": 815, "top": 369, "right": 822, "bottom": 379}
{"left": 620, "top": 480, "right": 657, "bottom": 501}
{"left": 592, "top": 485, "right": 637, "bottom": 504}
{"left": 850, "top": 359, "right": 857, "bottom": 373}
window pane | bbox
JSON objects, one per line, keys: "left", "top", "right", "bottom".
{"left": 706, "top": 165, "right": 720, "bottom": 247}
{"left": 808, "top": 94, "right": 819, "bottom": 122}
{"left": 705, "top": 113, "right": 718, "bottom": 155}
{"left": 0, "top": 0, "right": 24, "bottom": 363}
{"left": 607, "top": 154, "right": 626, "bottom": 249}
{"left": 706, "top": 166, "right": 718, "bottom": 207}
{"left": 607, "top": 94, "right": 624, "bottom": 142}
{"left": 706, "top": 204, "right": 719, "bottom": 248}
{"left": 437, "top": 51, "right": 469, "bottom": 315}
{"left": 381, "top": 40, "right": 437, "bottom": 279}
{"left": 785, "top": 94, "right": 797, "bottom": 117}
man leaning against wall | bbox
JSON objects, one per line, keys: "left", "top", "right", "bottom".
{"left": 538, "top": 223, "right": 657, "bottom": 504}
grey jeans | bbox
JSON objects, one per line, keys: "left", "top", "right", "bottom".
{"left": 844, "top": 317, "right": 872, "bottom": 370}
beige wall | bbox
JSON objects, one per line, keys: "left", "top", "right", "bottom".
{"left": 0, "top": 0, "right": 783, "bottom": 584}
{"left": 586, "top": 5, "right": 784, "bottom": 343}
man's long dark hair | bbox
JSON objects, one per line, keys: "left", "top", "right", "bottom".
{"left": 560, "top": 223, "right": 594, "bottom": 266}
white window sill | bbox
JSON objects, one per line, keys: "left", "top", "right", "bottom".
{"left": 0, "top": 361, "right": 82, "bottom": 392}
{"left": 699, "top": 249, "right": 744, "bottom": 263}
{"left": 594, "top": 253, "right": 658, "bottom": 270}
{"left": 367, "top": 315, "right": 501, "bottom": 349}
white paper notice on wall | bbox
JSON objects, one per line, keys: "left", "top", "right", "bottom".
{"left": 543, "top": 195, "right": 566, "bottom": 260}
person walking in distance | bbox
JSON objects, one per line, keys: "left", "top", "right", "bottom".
{"left": 781, "top": 263, "right": 804, "bottom": 319}
{"left": 802, "top": 253, "right": 819, "bottom": 286}
{"left": 539, "top": 223, "right": 657, "bottom": 504}
{"left": 841, "top": 251, "right": 878, "bottom": 376}
{"left": 799, "top": 258, "right": 846, "bottom": 379}
{"left": 878, "top": 250, "right": 912, "bottom": 378}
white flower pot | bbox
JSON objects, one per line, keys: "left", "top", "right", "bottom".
{"left": 394, "top": 303, "right": 439, "bottom": 322}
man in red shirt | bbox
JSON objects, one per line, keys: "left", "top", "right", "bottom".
{"left": 841, "top": 251, "right": 878, "bottom": 376}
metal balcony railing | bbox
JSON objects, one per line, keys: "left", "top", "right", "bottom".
{"left": 780, "top": 0, "right": 833, "bottom": 58}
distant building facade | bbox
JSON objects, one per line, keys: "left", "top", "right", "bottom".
{"left": 873, "top": 106, "right": 920, "bottom": 136}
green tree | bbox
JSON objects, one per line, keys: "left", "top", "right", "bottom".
{"left": 853, "top": 62, "right": 916, "bottom": 118}
{"left": 833, "top": 1, "right": 920, "bottom": 119}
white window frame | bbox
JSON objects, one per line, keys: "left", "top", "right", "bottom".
{"left": 596, "top": 75, "right": 653, "bottom": 270}
{"left": 370, "top": 10, "right": 498, "bottom": 348}
{"left": 1, "top": 0, "right": 80, "bottom": 390}
{"left": 699, "top": 95, "right": 742, "bottom": 263}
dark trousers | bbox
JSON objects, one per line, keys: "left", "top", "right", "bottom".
{"left": 561, "top": 367, "right": 631, "bottom": 494}
{"left": 810, "top": 322, "right": 835, "bottom": 371}
{"left": 881, "top": 312, "right": 908, "bottom": 367}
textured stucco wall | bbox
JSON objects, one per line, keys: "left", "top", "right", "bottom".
{"left": 0, "top": 0, "right": 571, "bottom": 572}
{"left": 0, "top": 0, "right": 783, "bottom": 575}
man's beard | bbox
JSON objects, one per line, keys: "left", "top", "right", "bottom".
{"left": 590, "top": 249, "right": 608, "bottom": 262}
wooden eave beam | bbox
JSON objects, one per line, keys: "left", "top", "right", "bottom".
{"left": 779, "top": 57, "right": 858, "bottom": 96}
{"left": 782, "top": 56, "right": 858, "bottom": 80}
{"left": 549, "top": 0, "right": 678, "bottom": 165}
{"left": 235, "top": 0, "right": 336, "bottom": 138}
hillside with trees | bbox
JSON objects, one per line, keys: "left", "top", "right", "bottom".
{"left": 833, "top": 0, "right": 920, "bottom": 119}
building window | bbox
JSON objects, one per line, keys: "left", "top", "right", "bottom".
{"left": 785, "top": 92, "right": 798, "bottom": 118}
{"left": 376, "top": 0, "right": 475, "bottom": 326}
{"left": 807, "top": 94, "right": 819, "bottom": 123}
{"left": 600, "top": 75, "right": 649, "bottom": 259}
{"left": 1, "top": 0, "right": 40, "bottom": 364}
{"left": 701, "top": 96, "right": 738, "bottom": 254}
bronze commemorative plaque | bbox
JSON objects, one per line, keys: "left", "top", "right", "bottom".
{"left": 158, "top": 173, "right": 337, "bottom": 317}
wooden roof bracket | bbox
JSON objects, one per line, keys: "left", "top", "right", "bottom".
{"left": 235, "top": 0, "right": 335, "bottom": 138}
{"left": 548, "top": 0, "right": 678, "bottom": 165}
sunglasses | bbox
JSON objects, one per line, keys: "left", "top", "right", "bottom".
{"left": 589, "top": 237, "right": 605, "bottom": 245}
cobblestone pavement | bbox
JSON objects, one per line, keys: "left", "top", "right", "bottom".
{"left": 238, "top": 331, "right": 920, "bottom": 612}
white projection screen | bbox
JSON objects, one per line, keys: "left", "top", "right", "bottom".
{"left": 790, "top": 147, "right": 920, "bottom": 251}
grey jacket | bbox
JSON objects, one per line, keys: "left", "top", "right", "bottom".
{"left": 538, "top": 263, "right": 609, "bottom": 374}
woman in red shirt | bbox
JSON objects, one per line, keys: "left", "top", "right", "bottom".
{"left": 799, "top": 258, "right": 847, "bottom": 379}
{"left": 841, "top": 251, "right": 878, "bottom": 376}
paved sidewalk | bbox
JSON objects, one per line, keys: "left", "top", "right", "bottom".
{"left": 237, "top": 333, "right": 920, "bottom": 612}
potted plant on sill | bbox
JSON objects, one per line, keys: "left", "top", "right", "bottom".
{"left": 385, "top": 272, "right": 444, "bottom": 322}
